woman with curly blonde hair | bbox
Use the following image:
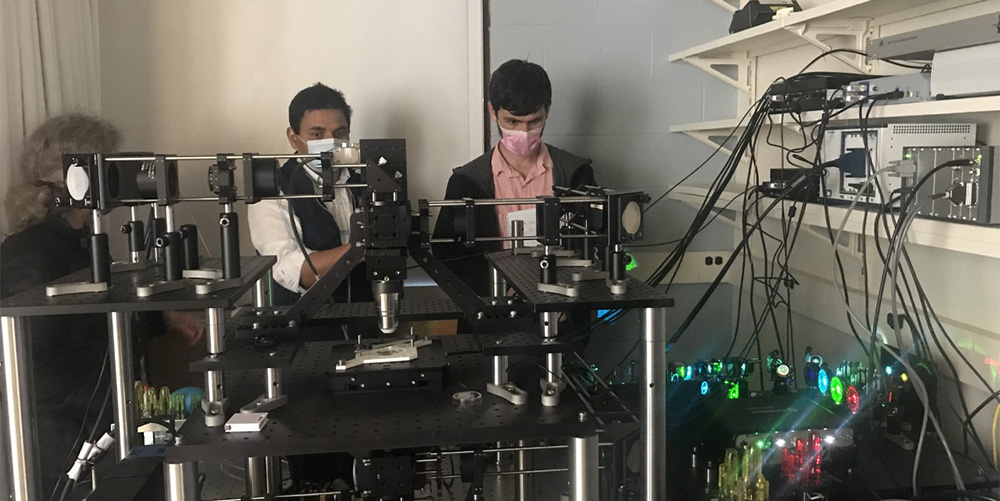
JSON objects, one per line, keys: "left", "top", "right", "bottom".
{"left": 1, "top": 113, "right": 204, "bottom": 498}
{"left": 5, "top": 113, "right": 122, "bottom": 235}
{"left": 1, "top": 113, "right": 122, "bottom": 496}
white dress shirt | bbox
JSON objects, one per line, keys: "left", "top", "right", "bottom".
{"left": 248, "top": 166, "right": 356, "bottom": 293}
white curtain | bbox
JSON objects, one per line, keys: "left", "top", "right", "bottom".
{"left": 0, "top": 0, "right": 102, "bottom": 236}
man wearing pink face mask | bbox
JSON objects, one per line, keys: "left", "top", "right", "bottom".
{"left": 432, "top": 59, "right": 596, "bottom": 296}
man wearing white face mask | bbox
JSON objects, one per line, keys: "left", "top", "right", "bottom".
{"left": 248, "top": 83, "right": 370, "bottom": 305}
{"left": 432, "top": 59, "right": 596, "bottom": 296}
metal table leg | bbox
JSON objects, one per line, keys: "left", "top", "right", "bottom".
{"left": 569, "top": 434, "right": 599, "bottom": 501}
{"left": 108, "top": 311, "right": 136, "bottom": 460}
{"left": 252, "top": 271, "right": 271, "bottom": 309}
{"left": 245, "top": 456, "right": 265, "bottom": 496}
{"left": 2, "top": 316, "right": 40, "bottom": 500}
{"left": 264, "top": 456, "right": 282, "bottom": 495}
{"left": 164, "top": 461, "right": 200, "bottom": 500}
{"left": 516, "top": 439, "right": 533, "bottom": 501}
{"left": 203, "top": 307, "right": 227, "bottom": 427}
{"left": 542, "top": 311, "right": 561, "bottom": 383}
{"left": 250, "top": 274, "right": 282, "bottom": 494}
{"left": 641, "top": 307, "right": 667, "bottom": 501}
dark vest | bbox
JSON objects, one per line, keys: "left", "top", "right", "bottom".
{"left": 270, "top": 159, "right": 372, "bottom": 306}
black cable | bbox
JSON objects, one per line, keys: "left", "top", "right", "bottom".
{"left": 667, "top": 169, "right": 823, "bottom": 349}
{"left": 798, "top": 48, "right": 930, "bottom": 73}
{"left": 963, "top": 389, "right": 1000, "bottom": 434}
{"left": 58, "top": 383, "right": 112, "bottom": 501}
{"left": 626, "top": 188, "right": 754, "bottom": 248}
{"left": 816, "top": 126, "right": 872, "bottom": 358}
{"left": 876, "top": 161, "right": 1000, "bottom": 438}
{"left": 872, "top": 187, "right": 995, "bottom": 466}
{"left": 49, "top": 348, "right": 110, "bottom": 501}
{"left": 644, "top": 101, "right": 764, "bottom": 213}
{"left": 912, "top": 492, "right": 998, "bottom": 501}
{"left": 283, "top": 159, "right": 321, "bottom": 279}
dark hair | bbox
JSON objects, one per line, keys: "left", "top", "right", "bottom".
{"left": 288, "top": 83, "right": 353, "bottom": 133}
{"left": 488, "top": 60, "right": 552, "bottom": 117}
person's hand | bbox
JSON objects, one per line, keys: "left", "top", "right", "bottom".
{"left": 165, "top": 310, "right": 205, "bottom": 347}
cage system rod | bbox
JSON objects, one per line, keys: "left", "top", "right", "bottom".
{"left": 104, "top": 153, "right": 368, "bottom": 164}
{"left": 428, "top": 234, "right": 604, "bottom": 244}
{"left": 415, "top": 443, "right": 612, "bottom": 457}
{"left": 414, "top": 465, "right": 608, "bottom": 481}
{"left": 117, "top": 191, "right": 368, "bottom": 204}
{"left": 425, "top": 196, "right": 603, "bottom": 207}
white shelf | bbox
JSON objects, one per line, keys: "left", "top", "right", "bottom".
{"left": 668, "top": 186, "right": 1000, "bottom": 259}
{"left": 669, "top": 0, "right": 947, "bottom": 61}
{"left": 670, "top": 118, "right": 742, "bottom": 134}
{"left": 669, "top": 95, "right": 1000, "bottom": 135}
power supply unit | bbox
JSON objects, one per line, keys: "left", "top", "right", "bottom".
{"left": 819, "top": 123, "right": 978, "bottom": 205}
{"left": 904, "top": 146, "right": 999, "bottom": 225}
{"left": 843, "top": 72, "right": 932, "bottom": 105}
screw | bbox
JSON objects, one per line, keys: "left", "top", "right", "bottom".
{"left": 546, "top": 389, "right": 555, "bottom": 396}
{"left": 287, "top": 320, "right": 296, "bottom": 328}
{"left": 350, "top": 377, "right": 356, "bottom": 382}
{"left": 54, "top": 197, "right": 61, "bottom": 205}
{"left": 476, "top": 312, "right": 484, "bottom": 320}
{"left": 578, "top": 412, "right": 587, "bottom": 422}
{"left": 495, "top": 339, "right": 502, "bottom": 345}
{"left": 490, "top": 299, "right": 498, "bottom": 306}
{"left": 268, "top": 352, "right": 276, "bottom": 357}
{"left": 385, "top": 382, "right": 391, "bottom": 387}
{"left": 256, "top": 310, "right": 264, "bottom": 316}
{"left": 509, "top": 311, "right": 518, "bottom": 318}
{"left": 252, "top": 322, "right": 261, "bottom": 329}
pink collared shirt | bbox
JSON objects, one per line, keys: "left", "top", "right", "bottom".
{"left": 492, "top": 143, "right": 553, "bottom": 247}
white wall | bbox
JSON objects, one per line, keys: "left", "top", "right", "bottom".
{"left": 488, "top": 0, "right": 738, "bottom": 251}
{"left": 98, "top": 0, "right": 484, "bottom": 256}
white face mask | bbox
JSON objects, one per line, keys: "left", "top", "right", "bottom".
{"left": 300, "top": 137, "right": 350, "bottom": 173}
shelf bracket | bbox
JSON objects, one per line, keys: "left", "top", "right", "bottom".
{"left": 785, "top": 18, "right": 873, "bottom": 74}
{"left": 679, "top": 130, "right": 734, "bottom": 156}
{"left": 683, "top": 55, "right": 752, "bottom": 94}
{"left": 705, "top": 0, "right": 737, "bottom": 14}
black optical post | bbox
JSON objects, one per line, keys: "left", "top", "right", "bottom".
{"left": 195, "top": 153, "right": 244, "bottom": 295}
{"left": 136, "top": 155, "right": 189, "bottom": 297}
{"left": 46, "top": 154, "right": 113, "bottom": 296}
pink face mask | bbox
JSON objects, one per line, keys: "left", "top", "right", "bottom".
{"left": 498, "top": 124, "right": 543, "bottom": 156}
